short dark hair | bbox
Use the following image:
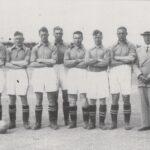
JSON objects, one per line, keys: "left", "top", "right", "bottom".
{"left": 14, "top": 31, "right": 23, "bottom": 37}
{"left": 39, "top": 27, "right": 49, "bottom": 34}
{"left": 93, "top": 30, "right": 102, "bottom": 36}
{"left": 117, "top": 26, "right": 127, "bottom": 32}
{"left": 73, "top": 31, "right": 83, "bottom": 38}
{"left": 53, "top": 26, "right": 63, "bottom": 33}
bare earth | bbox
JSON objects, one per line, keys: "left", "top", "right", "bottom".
{"left": 0, "top": 74, "right": 150, "bottom": 150}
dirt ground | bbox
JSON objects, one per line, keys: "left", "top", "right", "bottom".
{"left": 0, "top": 75, "right": 150, "bottom": 150}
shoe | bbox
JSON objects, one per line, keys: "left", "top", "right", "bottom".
{"left": 88, "top": 122, "right": 96, "bottom": 130}
{"left": 23, "top": 122, "right": 31, "bottom": 129}
{"left": 68, "top": 122, "right": 76, "bottom": 129}
{"left": 83, "top": 121, "right": 89, "bottom": 129}
{"left": 109, "top": 122, "right": 117, "bottom": 130}
{"left": 64, "top": 119, "right": 69, "bottom": 126}
{"left": 32, "top": 123, "right": 41, "bottom": 130}
{"left": 50, "top": 121, "right": 58, "bottom": 130}
{"left": 124, "top": 123, "right": 132, "bottom": 130}
{"left": 8, "top": 122, "right": 16, "bottom": 129}
{"left": 99, "top": 123, "right": 107, "bottom": 130}
{"left": 138, "top": 126, "right": 150, "bottom": 131}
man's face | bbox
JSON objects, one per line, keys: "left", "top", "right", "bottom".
{"left": 143, "top": 35, "right": 150, "bottom": 45}
{"left": 14, "top": 35, "right": 24, "bottom": 46}
{"left": 73, "top": 34, "right": 83, "bottom": 46}
{"left": 39, "top": 31, "right": 49, "bottom": 43}
{"left": 93, "top": 33, "right": 102, "bottom": 46}
{"left": 117, "top": 29, "right": 127, "bottom": 42}
{"left": 54, "top": 29, "right": 63, "bottom": 41}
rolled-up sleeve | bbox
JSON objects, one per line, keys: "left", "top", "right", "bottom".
{"left": 6, "top": 48, "right": 11, "bottom": 62}
{"left": 133, "top": 53, "right": 142, "bottom": 77}
{"left": 104, "top": 49, "right": 110, "bottom": 63}
{"left": 30, "top": 47, "right": 37, "bottom": 62}
{"left": 51, "top": 46, "right": 58, "bottom": 61}
{"left": 0, "top": 44, "right": 6, "bottom": 61}
{"left": 64, "top": 49, "right": 77, "bottom": 67}
{"left": 25, "top": 48, "right": 31, "bottom": 63}
{"left": 128, "top": 43, "right": 136, "bottom": 61}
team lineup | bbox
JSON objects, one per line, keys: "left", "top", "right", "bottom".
{"left": 0, "top": 26, "right": 150, "bottom": 132}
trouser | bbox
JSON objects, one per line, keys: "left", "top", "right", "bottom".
{"left": 139, "top": 87, "right": 150, "bottom": 127}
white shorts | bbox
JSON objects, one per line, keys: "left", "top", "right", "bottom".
{"left": 0, "top": 69, "right": 5, "bottom": 93}
{"left": 109, "top": 65, "right": 132, "bottom": 95}
{"left": 6, "top": 69, "right": 29, "bottom": 95}
{"left": 67, "top": 68, "right": 87, "bottom": 94}
{"left": 87, "top": 71, "right": 109, "bottom": 99}
{"left": 32, "top": 67, "right": 58, "bottom": 93}
{"left": 54, "top": 64, "right": 68, "bottom": 90}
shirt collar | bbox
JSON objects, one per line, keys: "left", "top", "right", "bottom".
{"left": 11, "top": 44, "right": 26, "bottom": 51}
{"left": 54, "top": 40, "right": 64, "bottom": 45}
{"left": 95, "top": 44, "right": 103, "bottom": 49}
{"left": 38, "top": 41, "right": 51, "bottom": 47}
{"left": 117, "top": 40, "right": 128, "bottom": 45}
{"left": 71, "top": 43, "right": 84, "bottom": 50}
{"left": 144, "top": 44, "right": 150, "bottom": 47}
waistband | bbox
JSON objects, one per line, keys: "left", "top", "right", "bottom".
{"left": 88, "top": 66, "right": 107, "bottom": 72}
{"left": 56, "top": 62, "right": 64, "bottom": 65}
{"left": 110, "top": 63, "right": 131, "bottom": 69}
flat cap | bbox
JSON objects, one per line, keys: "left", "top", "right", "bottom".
{"left": 141, "top": 31, "right": 150, "bottom": 36}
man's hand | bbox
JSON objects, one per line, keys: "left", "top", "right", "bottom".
{"left": 114, "top": 56, "right": 121, "bottom": 61}
{"left": 76, "top": 59, "right": 83, "bottom": 63}
{"left": 98, "top": 58, "right": 103, "bottom": 62}
{"left": 146, "top": 74, "right": 150, "bottom": 82}
{"left": 37, "top": 59, "right": 43, "bottom": 63}
{"left": 138, "top": 74, "right": 148, "bottom": 84}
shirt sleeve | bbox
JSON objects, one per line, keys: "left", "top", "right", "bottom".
{"left": 64, "top": 49, "right": 78, "bottom": 67}
{"left": 0, "top": 44, "right": 6, "bottom": 59}
{"left": 104, "top": 49, "right": 110, "bottom": 62}
{"left": 128, "top": 43, "right": 136, "bottom": 60}
{"left": 25, "top": 48, "right": 31, "bottom": 63}
{"left": 51, "top": 46, "right": 58, "bottom": 61}
{"left": 64, "top": 49, "right": 70, "bottom": 61}
{"left": 6, "top": 48, "right": 11, "bottom": 62}
{"left": 110, "top": 46, "right": 124, "bottom": 66}
{"left": 85, "top": 49, "right": 90, "bottom": 61}
{"left": 133, "top": 50, "right": 142, "bottom": 77}
{"left": 30, "top": 46, "right": 38, "bottom": 62}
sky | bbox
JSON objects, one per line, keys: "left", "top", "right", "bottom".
{"left": 0, "top": 0, "right": 150, "bottom": 48}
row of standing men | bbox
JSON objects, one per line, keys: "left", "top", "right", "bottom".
{"left": 0, "top": 26, "right": 150, "bottom": 131}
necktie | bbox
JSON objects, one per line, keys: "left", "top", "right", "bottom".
{"left": 146, "top": 46, "right": 149, "bottom": 53}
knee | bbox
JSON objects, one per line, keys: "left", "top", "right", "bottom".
{"left": 47, "top": 92, "right": 57, "bottom": 101}
{"left": 89, "top": 99, "right": 96, "bottom": 105}
{"left": 9, "top": 95, "right": 16, "bottom": 105}
{"left": 82, "top": 98, "right": 89, "bottom": 108}
{"left": 62, "top": 90, "right": 68, "bottom": 101}
{"left": 99, "top": 98, "right": 106, "bottom": 105}
{"left": 36, "top": 101, "right": 42, "bottom": 106}
{"left": 20, "top": 96, "right": 28, "bottom": 105}
{"left": 80, "top": 93, "right": 86, "bottom": 101}
{"left": 123, "top": 95, "right": 130, "bottom": 105}
{"left": 112, "top": 94, "right": 119, "bottom": 105}
{"left": 68, "top": 95, "right": 77, "bottom": 106}
{"left": 35, "top": 92, "right": 43, "bottom": 101}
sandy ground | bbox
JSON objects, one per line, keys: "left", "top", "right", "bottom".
{"left": 0, "top": 75, "right": 150, "bottom": 150}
